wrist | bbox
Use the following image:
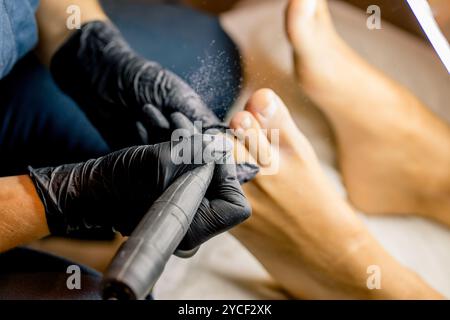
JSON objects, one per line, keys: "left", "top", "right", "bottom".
{"left": 28, "top": 161, "right": 116, "bottom": 239}
{"left": 0, "top": 176, "right": 49, "bottom": 252}
{"left": 36, "top": 0, "right": 108, "bottom": 66}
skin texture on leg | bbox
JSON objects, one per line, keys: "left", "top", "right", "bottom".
{"left": 0, "top": 176, "right": 49, "bottom": 253}
{"left": 285, "top": 0, "right": 450, "bottom": 226}
{"left": 230, "top": 88, "right": 442, "bottom": 299}
{"left": 0, "top": 53, "right": 110, "bottom": 176}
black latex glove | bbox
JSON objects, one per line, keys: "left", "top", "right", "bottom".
{"left": 50, "top": 20, "right": 222, "bottom": 147}
{"left": 50, "top": 20, "right": 257, "bottom": 183}
{"left": 28, "top": 135, "right": 251, "bottom": 250}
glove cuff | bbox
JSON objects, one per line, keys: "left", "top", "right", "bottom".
{"left": 28, "top": 165, "right": 115, "bottom": 239}
{"left": 28, "top": 166, "right": 66, "bottom": 236}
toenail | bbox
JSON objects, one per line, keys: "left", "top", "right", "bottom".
{"left": 234, "top": 128, "right": 245, "bottom": 140}
{"left": 259, "top": 93, "right": 277, "bottom": 119}
{"left": 304, "top": 0, "right": 318, "bottom": 18}
{"left": 240, "top": 116, "right": 252, "bottom": 129}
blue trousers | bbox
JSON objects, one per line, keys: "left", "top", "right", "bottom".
{"left": 0, "top": 2, "right": 241, "bottom": 176}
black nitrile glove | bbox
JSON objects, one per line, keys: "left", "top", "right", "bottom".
{"left": 28, "top": 135, "right": 251, "bottom": 250}
{"left": 50, "top": 20, "right": 221, "bottom": 147}
{"left": 50, "top": 20, "right": 258, "bottom": 184}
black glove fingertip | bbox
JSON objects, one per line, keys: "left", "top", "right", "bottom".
{"left": 142, "top": 104, "right": 170, "bottom": 130}
{"left": 170, "top": 112, "right": 199, "bottom": 134}
{"left": 236, "top": 163, "right": 260, "bottom": 184}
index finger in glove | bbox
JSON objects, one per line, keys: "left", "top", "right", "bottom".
{"left": 178, "top": 150, "right": 251, "bottom": 251}
{"left": 139, "top": 103, "right": 172, "bottom": 144}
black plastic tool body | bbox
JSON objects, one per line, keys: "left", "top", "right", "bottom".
{"left": 102, "top": 162, "right": 214, "bottom": 300}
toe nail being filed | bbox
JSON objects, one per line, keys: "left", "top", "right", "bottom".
{"left": 259, "top": 93, "right": 277, "bottom": 119}
{"left": 304, "top": 0, "right": 318, "bottom": 18}
{"left": 235, "top": 128, "right": 246, "bottom": 140}
{"left": 241, "top": 116, "right": 253, "bottom": 129}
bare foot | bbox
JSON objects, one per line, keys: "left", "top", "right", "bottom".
{"left": 286, "top": 0, "right": 450, "bottom": 226}
{"left": 230, "top": 88, "right": 442, "bottom": 299}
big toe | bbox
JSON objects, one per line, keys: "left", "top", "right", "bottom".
{"left": 245, "top": 89, "right": 298, "bottom": 142}
{"left": 244, "top": 89, "right": 318, "bottom": 163}
{"left": 286, "top": 0, "right": 332, "bottom": 45}
{"left": 230, "top": 111, "right": 273, "bottom": 168}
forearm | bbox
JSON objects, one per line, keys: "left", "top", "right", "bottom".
{"left": 35, "top": 0, "right": 108, "bottom": 65}
{"left": 0, "top": 176, "right": 49, "bottom": 253}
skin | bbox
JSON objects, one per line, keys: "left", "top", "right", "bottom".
{"left": 0, "top": 176, "right": 48, "bottom": 253}
{"left": 285, "top": 0, "right": 450, "bottom": 226}
{"left": 222, "top": 0, "right": 449, "bottom": 298}
{"left": 229, "top": 88, "right": 442, "bottom": 299}
{"left": 35, "top": 0, "right": 108, "bottom": 66}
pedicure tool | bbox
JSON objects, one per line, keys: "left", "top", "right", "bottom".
{"left": 102, "top": 112, "right": 212, "bottom": 300}
{"left": 101, "top": 162, "right": 215, "bottom": 300}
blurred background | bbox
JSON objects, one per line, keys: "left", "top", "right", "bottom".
{"left": 183, "top": 0, "right": 450, "bottom": 39}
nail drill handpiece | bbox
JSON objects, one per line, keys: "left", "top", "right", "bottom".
{"left": 102, "top": 162, "right": 215, "bottom": 300}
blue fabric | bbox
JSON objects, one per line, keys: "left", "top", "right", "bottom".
{"left": 0, "top": 53, "right": 111, "bottom": 177}
{"left": 0, "top": 0, "right": 40, "bottom": 79}
{"left": 0, "top": 246, "right": 154, "bottom": 300}
{"left": 0, "top": 247, "right": 103, "bottom": 300}
{"left": 101, "top": 1, "right": 242, "bottom": 119}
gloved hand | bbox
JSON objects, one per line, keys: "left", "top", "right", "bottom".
{"left": 50, "top": 20, "right": 222, "bottom": 147}
{"left": 50, "top": 20, "right": 257, "bottom": 183}
{"left": 28, "top": 135, "right": 251, "bottom": 250}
